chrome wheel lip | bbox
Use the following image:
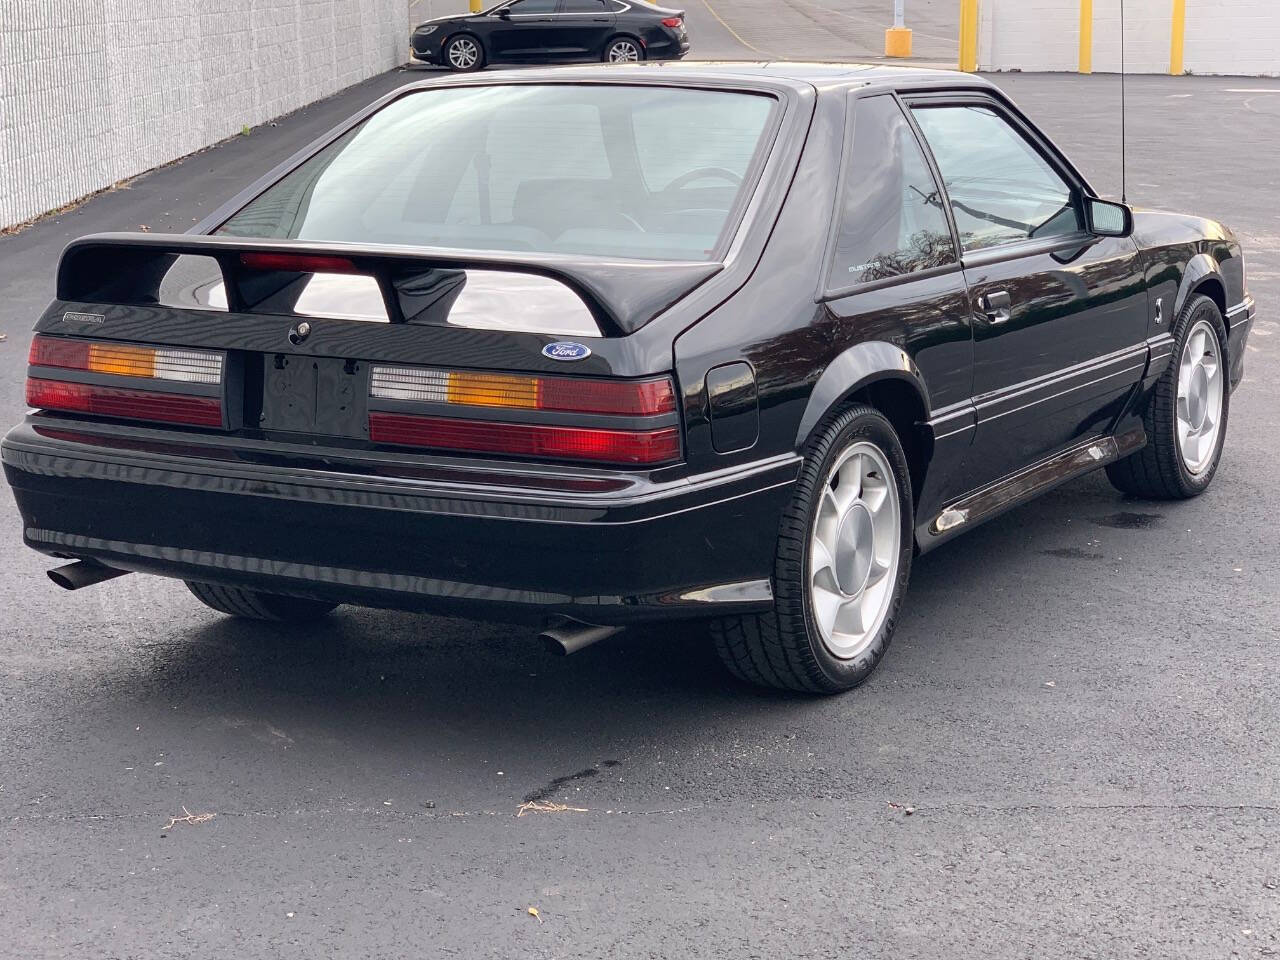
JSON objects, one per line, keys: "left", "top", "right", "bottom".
{"left": 807, "top": 441, "right": 902, "bottom": 661}
{"left": 608, "top": 40, "right": 640, "bottom": 61}
{"left": 448, "top": 38, "right": 479, "bottom": 68}
{"left": 1176, "top": 317, "right": 1224, "bottom": 476}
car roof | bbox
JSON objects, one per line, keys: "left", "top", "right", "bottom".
{"left": 402, "top": 61, "right": 996, "bottom": 95}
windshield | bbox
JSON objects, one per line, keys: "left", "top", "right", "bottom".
{"left": 218, "top": 85, "right": 777, "bottom": 262}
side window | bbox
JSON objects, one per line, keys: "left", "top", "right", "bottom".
{"left": 505, "top": 0, "right": 558, "bottom": 13}
{"left": 911, "top": 104, "right": 1081, "bottom": 252}
{"left": 832, "top": 96, "right": 957, "bottom": 287}
{"left": 561, "top": 0, "right": 606, "bottom": 10}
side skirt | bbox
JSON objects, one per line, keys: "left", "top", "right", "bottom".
{"left": 916, "top": 428, "right": 1146, "bottom": 554}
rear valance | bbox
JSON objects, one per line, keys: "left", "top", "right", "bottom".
{"left": 57, "top": 233, "right": 722, "bottom": 336}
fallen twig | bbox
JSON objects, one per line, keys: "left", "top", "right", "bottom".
{"left": 161, "top": 806, "right": 216, "bottom": 830}
{"left": 516, "top": 800, "right": 588, "bottom": 817}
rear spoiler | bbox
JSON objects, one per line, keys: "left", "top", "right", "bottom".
{"left": 56, "top": 233, "right": 722, "bottom": 336}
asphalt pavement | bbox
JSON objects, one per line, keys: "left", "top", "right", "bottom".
{"left": 2, "top": 44, "right": 1279, "bottom": 960}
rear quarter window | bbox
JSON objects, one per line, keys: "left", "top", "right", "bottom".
{"left": 830, "top": 95, "right": 957, "bottom": 289}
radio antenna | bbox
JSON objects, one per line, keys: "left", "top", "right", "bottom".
{"left": 1120, "top": 0, "right": 1127, "bottom": 202}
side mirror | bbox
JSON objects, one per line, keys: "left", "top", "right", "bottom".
{"left": 495, "top": 7, "right": 511, "bottom": 18}
{"left": 1086, "top": 197, "right": 1133, "bottom": 238}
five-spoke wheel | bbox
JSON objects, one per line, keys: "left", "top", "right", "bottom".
{"left": 1175, "top": 318, "right": 1224, "bottom": 476}
{"left": 712, "top": 404, "right": 913, "bottom": 694}
{"left": 809, "top": 442, "right": 902, "bottom": 661}
{"left": 1107, "top": 292, "right": 1230, "bottom": 499}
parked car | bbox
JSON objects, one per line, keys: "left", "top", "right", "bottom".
{"left": 2, "top": 64, "right": 1253, "bottom": 693}
{"left": 409, "top": 0, "right": 689, "bottom": 70}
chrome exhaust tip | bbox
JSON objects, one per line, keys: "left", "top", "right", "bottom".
{"left": 47, "top": 560, "right": 130, "bottom": 591}
{"left": 539, "top": 618, "right": 623, "bottom": 656}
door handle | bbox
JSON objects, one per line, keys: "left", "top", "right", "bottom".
{"left": 978, "top": 290, "right": 1012, "bottom": 324}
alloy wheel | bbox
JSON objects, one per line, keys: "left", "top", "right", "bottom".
{"left": 608, "top": 40, "right": 640, "bottom": 62}
{"left": 808, "top": 441, "right": 901, "bottom": 660}
{"left": 1176, "top": 317, "right": 1224, "bottom": 475}
{"left": 448, "top": 37, "right": 480, "bottom": 69}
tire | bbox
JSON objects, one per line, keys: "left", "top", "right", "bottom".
{"left": 443, "top": 34, "right": 484, "bottom": 71}
{"left": 711, "top": 404, "right": 914, "bottom": 694}
{"left": 1106, "top": 293, "right": 1230, "bottom": 499}
{"left": 603, "top": 36, "right": 644, "bottom": 62}
{"left": 186, "top": 581, "right": 338, "bottom": 622}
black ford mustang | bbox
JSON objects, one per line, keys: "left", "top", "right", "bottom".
{"left": 410, "top": 0, "right": 689, "bottom": 70}
{"left": 2, "top": 64, "right": 1254, "bottom": 693}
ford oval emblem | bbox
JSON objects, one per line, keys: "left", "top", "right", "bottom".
{"left": 542, "top": 341, "right": 592, "bottom": 361}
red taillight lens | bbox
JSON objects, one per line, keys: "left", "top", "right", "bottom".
{"left": 539, "top": 377, "right": 675, "bottom": 416}
{"left": 25, "top": 379, "right": 225, "bottom": 427}
{"left": 29, "top": 336, "right": 90, "bottom": 369}
{"left": 239, "top": 252, "right": 360, "bottom": 274}
{"left": 369, "top": 413, "right": 680, "bottom": 465}
{"left": 661, "top": 16, "right": 683, "bottom": 26}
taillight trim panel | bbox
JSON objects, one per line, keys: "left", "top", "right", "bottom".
{"left": 368, "top": 413, "right": 681, "bottom": 466}
{"left": 25, "top": 334, "right": 233, "bottom": 430}
{"left": 25, "top": 379, "right": 227, "bottom": 428}
{"left": 369, "top": 365, "right": 677, "bottom": 418}
{"left": 365, "top": 364, "right": 683, "bottom": 466}
{"left": 366, "top": 396, "right": 679, "bottom": 432}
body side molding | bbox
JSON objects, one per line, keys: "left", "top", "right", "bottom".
{"left": 918, "top": 428, "right": 1147, "bottom": 553}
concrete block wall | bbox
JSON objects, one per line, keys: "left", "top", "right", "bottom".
{"left": 0, "top": 0, "right": 406, "bottom": 230}
{"left": 1184, "top": 0, "right": 1280, "bottom": 77}
{"left": 976, "top": 0, "right": 1078, "bottom": 73}
{"left": 975, "top": 0, "right": 1280, "bottom": 76}
{"left": 1090, "top": 0, "right": 1168, "bottom": 74}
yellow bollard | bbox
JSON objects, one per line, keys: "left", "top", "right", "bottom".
{"left": 885, "top": 27, "right": 913, "bottom": 57}
{"left": 959, "top": 0, "right": 978, "bottom": 72}
{"left": 1078, "top": 0, "right": 1093, "bottom": 73}
{"left": 470, "top": 0, "right": 483, "bottom": 11}
{"left": 1169, "top": 0, "right": 1186, "bottom": 74}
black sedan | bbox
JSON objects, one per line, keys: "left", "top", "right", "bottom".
{"left": 410, "top": 0, "right": 689, "bottom": 70}
{"left": 2, "top": 64, "right": 1254, "bottom": 693}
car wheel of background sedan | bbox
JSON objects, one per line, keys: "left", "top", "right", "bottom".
{"left": 711, "top": 404, "right": 914, "bottom": 694}
{"left": 444, "top": 35, "right": 484, "bottom": 71}
{"left": 604, "top": 37, "right": 643, "bottom": 62}
{"left": 186, "top": 581, "right": 339, "bottom": 622}
{"left": 1106, "top": 293, "right": 1229, "bottom": 499}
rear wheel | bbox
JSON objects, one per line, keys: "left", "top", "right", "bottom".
{"left": 444, "top": 34, "right": 484, "bottom": 71}
{"left": 1106, "top": 293, "right": 1229, "bottom": 499}
{"left": 604, "top": 37, "right": 643, "bottom": 62}
{"left": 186, "top": 581, "right": 338, "bottom": 622}
{"left": 712, "top": 404, "right": 914, "bottom": 694}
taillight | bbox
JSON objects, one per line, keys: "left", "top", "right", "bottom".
{"left": 661, "top": 16, "right": 683, "bottom": 26}
{"left": 368, "top": 364, "right": 680, "bottom": 466}
{"left": 26, "top": 335, "right": 226, "bottom": 428}
{"left": 370, "top": 366, "right": 675, "bottom": 416}
{"left": 30, "top": 337, "right": 224, "bottom": 383}
{"left": 368, "top": 414, "right": 680, "bottom": 465}
{"left": 25, "top": 379, "right": 224, "bottom": 427}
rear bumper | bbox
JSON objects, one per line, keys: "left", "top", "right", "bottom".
{"left": 2, "top": 420, "right": 795, "bottom": 625}
{"left": 648, "top": 29, "right": 690, "bottom": 59}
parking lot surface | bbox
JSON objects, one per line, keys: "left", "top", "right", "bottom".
{"left": 1, "top": 51, "right": 1279, "bottom": 960}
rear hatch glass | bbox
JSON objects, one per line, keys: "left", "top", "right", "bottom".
{"left": 216, "top": 84, "right": 777, "bottom": 263}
